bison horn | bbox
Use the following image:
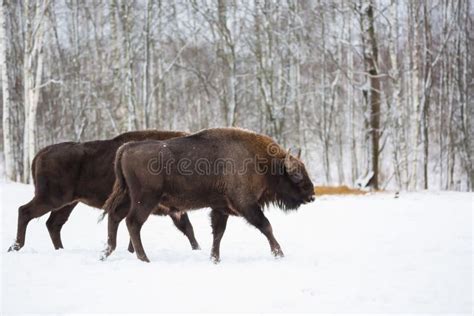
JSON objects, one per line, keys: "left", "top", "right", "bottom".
{"left": 287, "top": 147, "right": 302, "bottom": 159}
{"left": 296, "top": 148, "right": 302, "bottom": 159}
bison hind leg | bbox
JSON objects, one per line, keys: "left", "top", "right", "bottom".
{"left": 127, "top": 239, "right": 135, "bottom": 253}
{"left": 168, "top": 210, "right": 201, "bottom": 250}
{"left": 9, "top": 196, "right": 67, "bottom": 252}
{"left": 126, "top": 193, "right": 161, "bottom": 262}
{"left": 101, "top": 200, "right": 131, "bottom": 261}
{"left": 46, "top": 202, "right": 78, "bottom": 249}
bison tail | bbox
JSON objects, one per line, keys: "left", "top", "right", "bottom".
{"left": 31, "top": 147, "right": 50, "bottom": 195}
{"left": 99, "top": 144, "right": 129, "bottom": 223}
{"left": 31, "top": 146, "right": 49, "bottom": 187}
{"left": 31, "top": 152, "right": 39, "bottom": 187}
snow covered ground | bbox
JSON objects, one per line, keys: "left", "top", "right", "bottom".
{"left": 1, "top": 182, "right": 472, "bottom": 314}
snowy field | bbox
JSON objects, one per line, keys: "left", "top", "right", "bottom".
{"left": 1, "top": 182, "right": 472, "bottom": 314}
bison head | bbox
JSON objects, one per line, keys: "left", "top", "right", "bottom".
{"left": 275, "top": 151, "right": 315, "bottom": 211}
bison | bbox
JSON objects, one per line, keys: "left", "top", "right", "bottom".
{"left": 102, "top": 127, "right": 315, "bottom": 262}
{"left": 8, "top": 130, "right": 201, "bottom": 252}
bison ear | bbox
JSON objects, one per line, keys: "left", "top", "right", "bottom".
{"left": 284, "top": 154, "right": 304, "bottom": 183}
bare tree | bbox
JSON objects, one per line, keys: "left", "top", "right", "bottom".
{"left": 0, "top": 0, "right": 18, "bottom": 180}
{"left": 359, "top": 0, "right": 381, "bottom": 190}
{"left": 0, "top": 0, "right": 472, "bottom": 191}
{"left": 22, "top": 0, "right": 49, "bottom": 183}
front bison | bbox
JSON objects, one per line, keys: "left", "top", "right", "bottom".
{"left": 103, "top": 127, "right": 315, "bottom": 262}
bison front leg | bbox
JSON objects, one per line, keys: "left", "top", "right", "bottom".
{"left": 210, "top": 209, "right": 229, "bottom": 263}
{"left": 241, "top": 205, "right": 284, "bottom": 258}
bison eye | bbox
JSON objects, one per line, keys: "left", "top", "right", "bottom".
{"left": 289, "top": 172, "right": 303, "bottom": 183}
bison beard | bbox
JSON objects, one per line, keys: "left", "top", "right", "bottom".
{"left": 102, "top": 128, "right": 315, "bottom": 262}
{"left": 7, "top": 130, "right": 201, "bottom": 253}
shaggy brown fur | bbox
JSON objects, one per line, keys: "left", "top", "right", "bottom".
{"left": 103, "top": 127, "right": 315, "bottom": 262}
{"left": 8, "top": 130, "right": 201, "bottom": 252}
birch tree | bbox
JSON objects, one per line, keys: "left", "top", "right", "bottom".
{"left": 1, "top": 0, "right": 17, "bottom": 180}
{"left": 22, "top": 0, "right": 49, "bottom": 183}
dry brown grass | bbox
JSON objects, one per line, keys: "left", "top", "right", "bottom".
{"left": 314, "top": 185, "right": 367, "bottom": 196}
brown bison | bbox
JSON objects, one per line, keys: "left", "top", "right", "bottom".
{"left": 8, "top": 130, "right": 201, "bottom": 252}
{"left": 103, "top": 127, "right": 315, "bottom": 262}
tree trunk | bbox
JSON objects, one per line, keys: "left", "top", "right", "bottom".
{"left": 119, "top": 0, "right": 138, "bottom": 131}
{"left": 410, "top": 2, "right": 421, "bottom": 190}
{"left": 0, "top": 0, "right": 16, "bottom": 180}
{"left": 421, "top": 0, "right": 432, "bottom": 190}
{"left": 143, "top": 0, "right": 152, "bottom": 129}
{"left": 22, "top": 1, "right": 48, "bottom": 183}
{"left": 217, "top": 0, "right": 237, "bottom": 127}
{"left": 362, "top": 1, "right": 381, "bottom": 190}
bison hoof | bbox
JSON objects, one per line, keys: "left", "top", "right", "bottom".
{"left": 272, "top": 249, "right": 285, "bottom": 258}
{"left": 100, "top": 248, "right": 113, "bottom": 261}
{"left": 210, "top": 255, "right": 220, "bottom": 264}
{"left": 7, "top": 243, "right": 20, "bottom": 252}
{"left": 137, "top": 255, "right": 150, "bottom": 263}
{"left": 192, "top": 244, "right": 201, "bottom": 250}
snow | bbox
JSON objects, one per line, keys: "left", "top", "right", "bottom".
{"left": 1, "top": 182, "right": 472, "bottom": 314}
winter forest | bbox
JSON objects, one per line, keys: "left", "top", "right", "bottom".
{"left": 1, "top": 0, "right": 472, "bottom": 191}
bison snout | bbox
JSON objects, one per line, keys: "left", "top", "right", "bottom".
{"left": 306, "top": 195, "right": 315, "bottom": 203}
